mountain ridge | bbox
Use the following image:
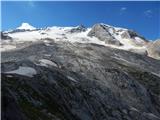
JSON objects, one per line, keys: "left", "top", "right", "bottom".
{"left": 1, "top": 22, "right": 160, "bottom": 60}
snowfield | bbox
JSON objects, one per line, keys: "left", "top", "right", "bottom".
{"left": 39, "top": 59, "right": 58, "bottom": 67}
{"left": 5, "top": 66, "right": 37, "bottom": 77}
{"left": 1, "top": 22, "right": 147, "bottom": 53}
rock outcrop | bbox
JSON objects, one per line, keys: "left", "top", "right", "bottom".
{"left": 69, "top": 25, "right": 87, "bottom": 33}
{"left": 1, "top": 32, "right": 12, "bottom": 40}
{"left": 147, "top": 39, "right": 160, "bottom": 60}
{"left": 88, "top": 24, "right": 123, "bottom": 46}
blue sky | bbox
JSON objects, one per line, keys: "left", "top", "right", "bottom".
{"left": 2, "top": 1, "right": 160, "bottom": 40}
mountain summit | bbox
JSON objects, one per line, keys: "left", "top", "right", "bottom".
{"left": 16, "top": 22, "right": 36, "bottom": 30}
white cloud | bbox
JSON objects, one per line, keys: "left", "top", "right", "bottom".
{"left": 120, "top": 7, "right": 127, "bottom": 11}
{"left": 144, "top": 10, "right": 153, "bottom": 17}
{"left": 120, "top": 7, "right": 127, "bottom": 15}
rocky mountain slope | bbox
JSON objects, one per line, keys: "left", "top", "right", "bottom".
{"left": 147, "top": 39, "right": 160, "bottom": 60}
{"left": 1, "top": 23, "right": 160, "bottom": 120}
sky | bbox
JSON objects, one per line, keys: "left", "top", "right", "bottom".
{"left": 1, "top": 1, "right": 160, "bottom": 40}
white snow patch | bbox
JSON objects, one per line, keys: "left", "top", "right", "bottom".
{"left": 5, "top": 66, "right": 37, "bottom": 77}
{"left": 112, "top": 56, "right": 139, "bottom": 66}
{"left": 130, "top": 107, "right": 139, "bottom": 112}
{"left": 44, "top": 43, "right": 54, "bottom": 46}
{"left": 8, "top": 31, "right": 45, "bottom": 42}
{"left": 39, "top": 59, "right": 58, "bottom": 67}
{"left": 17, "top": 23, "right": 36, "bottom": 30}
{"left": 67, "top": 76, "right": 77, "bottom": 82}
{"left": 6, "top": 75, "right": 13, "bottom": 78}
{"left": 143, "top": 113, "right": 160, "bottom": 119}
{"left": 44, "top": 54, "right": 51, "bottom": 57}
{"left": 114, "top": 27, "right": 127, "bottom": 31}
{"left": 134, "top": 37, "right": 146, "bottom": 44}
{"left": 43, "top": 40, "right": 51, "bottom": 43}
{"left": 151, "top": 72, "right": 160, "bottom": 77}
{"left": 0, "top": 45, "right": 17, "bottom": 52}
{"left": 112, "top": 56, "right": 134, "bottom": 64}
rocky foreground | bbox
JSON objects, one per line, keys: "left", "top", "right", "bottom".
{"left": 1, "top": 23, "right": 160, "bottom": 120}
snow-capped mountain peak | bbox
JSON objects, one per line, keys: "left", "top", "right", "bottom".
{"left": 1, "top": 23, "right": 151, "bottom": 57}
{"left": 17, "top": 23, "right": 36, "bottom": 30}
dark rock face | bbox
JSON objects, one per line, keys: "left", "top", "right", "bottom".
{"left": 147, "top": 39, "right": 160, "bottom": 60}
{"left": 2, "top": 86, "right": 28, "bottom": 120}
{"left": 1, "top": 32, "right": 12, "bottom": 40}
{"left": 1, "top": 41, "right": 160, "bottom": 120}
{"left": 88, "top": 24, "right": 123, "bottom": 46}
{"left": 69, "top": 25, "right": 87, "bottom": 33}
{"left": 121, "top": 30, "right": 145, "bottom": 40}
{"left": 87, "top": 23, "right": 147, "bottom": 47}
{"left": 120, "top": 30, "right": 148, "bottom": 47}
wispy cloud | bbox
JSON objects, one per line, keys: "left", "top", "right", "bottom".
{"left": 120, "top": 7, "right": 127, "bottom": 11}
{"left": 120, "top": 7, "right": 127, "bottom": 15}
{"left": 144, "top": 10, "right": 153, "bottom": 17}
